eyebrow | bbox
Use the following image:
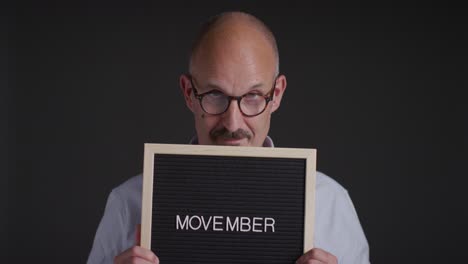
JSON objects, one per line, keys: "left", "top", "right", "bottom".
{"left": 204, "top": 82, "right": 265, "bottom": 93}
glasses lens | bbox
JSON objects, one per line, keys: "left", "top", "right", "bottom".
{"left": 201, "top": 91, "right": 229, "bottom": 114}
{"left": 240, "top": 93, "right": 267, "bottom": 116}
{"left": 199, "top": 91, "right": 268, "bottom": 116}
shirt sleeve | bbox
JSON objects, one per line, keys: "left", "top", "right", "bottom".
{"left": 340, "top": 190, "right": 370, "bottom": 264}
{"left": 314, "top": 174, "right": 370, "bottom": 263}
{"left": 87, "top": 190, "right": 132, "bottom": 264}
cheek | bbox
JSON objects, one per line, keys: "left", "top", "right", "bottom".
{"left": 246, "top": 114, "right": 270, "bottom": 135}
{"left": 195, "top": 111, "right": 218, "bottom": 132}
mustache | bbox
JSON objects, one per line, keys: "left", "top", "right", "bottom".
{"left": 210, "top": 128, "right": 252, "bottom": 140}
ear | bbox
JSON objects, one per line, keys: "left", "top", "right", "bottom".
{"left": 180, "top": 74, "right": 195, "bottom": 112}
{"left": 270, "top": 74, "right": 287, "bottom": 113}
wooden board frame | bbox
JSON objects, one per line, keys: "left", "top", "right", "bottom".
{"left": 141, "top": 143, "right": 316, "bottom": 255}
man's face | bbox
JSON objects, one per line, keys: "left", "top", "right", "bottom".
{"left": 180, "top": 26, "right": 286, "bottom": 147}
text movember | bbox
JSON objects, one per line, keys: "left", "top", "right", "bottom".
{"left": 176, "top": 215, "right": 276, "bottom": 232}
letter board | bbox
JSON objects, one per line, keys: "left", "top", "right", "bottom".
{"left": 141, "top": 144, "right": 316, "bottom": 263}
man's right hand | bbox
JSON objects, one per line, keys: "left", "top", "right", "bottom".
{"left": 114, "top": 246, "right": 159, "bottom": 264}
{"left": 114, "top": 224, "right": 159, "bottom": 264}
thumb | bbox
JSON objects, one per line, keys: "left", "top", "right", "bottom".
{"left": 135, "top": 224, "right": 141, "bottom": 246}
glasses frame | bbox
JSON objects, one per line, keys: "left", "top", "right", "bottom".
{"left": 189, "top": 75, "right": 277, "bottom": 117}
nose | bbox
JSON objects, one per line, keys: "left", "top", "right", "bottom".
{"left": 221, "top": 99, "right": 244, "bottom": 132}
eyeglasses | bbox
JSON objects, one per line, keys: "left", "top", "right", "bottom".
{"left": 189, "top": 76, "right": 277, "bottom": 117}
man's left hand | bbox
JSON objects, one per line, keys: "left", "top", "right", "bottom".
{"left": 295, "top": 248, "right": 338, "bottom": 264}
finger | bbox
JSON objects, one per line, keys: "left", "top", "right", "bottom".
{"left": 296, "top": 248, "right": 337, "bottom": 264}
{"left": 133, "top": 256, "right": 159, "bottom": 264}
{"left": 298, "top": 261, "right": 324, "bottom": 264}
{"left": 114, "top": 246, "right": 159, "bottom": 264}
{"left": 122, "top": 257, "right": 157, "bottom": 264}
{"left": 135, "top": 224, "right": 141, "bottom": 246}
{"left": 129, "top": 246, "right": 158, "bottom": 263}
{"left": 296, "top": 258, "right": 325, "bottom": 264}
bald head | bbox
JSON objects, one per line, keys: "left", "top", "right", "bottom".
{"left": 180, "top": 12, "right": 287, "bottom": 147}
{"left": 189, "top": 11, "right": 279, "bottom": 77}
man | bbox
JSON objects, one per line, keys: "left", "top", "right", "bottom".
{"left": 88, "top": 11, "right": 369, "bottom": 264}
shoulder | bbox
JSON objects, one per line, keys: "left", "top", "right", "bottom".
{"left": 315, "top": 171, "right": 349, "bottom": 199}
{"left": 112, "top": 173, "right": 143, "bottom": 192}
{"left": 314, "top": 171, "right": 369, "bottom": 263}
{"left": 314, "top": 171, "right": 359, "bottom": 222}
{"left": 87, "top": 174, "right": 143, "bottom": 263}
{"left": 315, "top": 171, "right": 358, "bottom": 215}
{"left": 108, "top": 174, "right": 143, "bottom": 219}
{"left": 111, "top": 174, "right": 143, "bottom": 201}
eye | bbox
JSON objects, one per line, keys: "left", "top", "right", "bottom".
{"left": 205, "top": 90, "right": 225, "bottom": 98}
{"left": 244, "top": 93, "right": 262, "bottom": 101}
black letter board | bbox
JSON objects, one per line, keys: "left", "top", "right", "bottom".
{"left": 141, "top": 144, "right": 316, "bottom": 263}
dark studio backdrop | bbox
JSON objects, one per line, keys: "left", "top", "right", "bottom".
{"left": 5, "top": 1, "right": 466, "bottom": 263}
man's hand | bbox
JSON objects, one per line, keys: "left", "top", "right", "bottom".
{"left": 296, "top": 248, "right": 338, "bottom": 264}
{"left": 114, "top": 225, "right": 159, "bottom": 264}
{"left": 114, "top": 246, "right": 159, "bottom": 264}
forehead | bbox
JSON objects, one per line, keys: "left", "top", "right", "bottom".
{"left": 191, "top": 26, "right": 277, "bottom": 93}
{"left": 192, "top": 51, "right": 276, "bottom": 94}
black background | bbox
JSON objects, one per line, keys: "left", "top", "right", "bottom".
{"left": 4, "top": 1, "right": 466, "bottom": 263}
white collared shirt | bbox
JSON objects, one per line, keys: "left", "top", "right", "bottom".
{"left": 87, "top": 137, "right": 370, "bottom": 263}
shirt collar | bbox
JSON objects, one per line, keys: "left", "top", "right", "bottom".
{"left": 189, "top": 135, "right": 274, "bottom": 148}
